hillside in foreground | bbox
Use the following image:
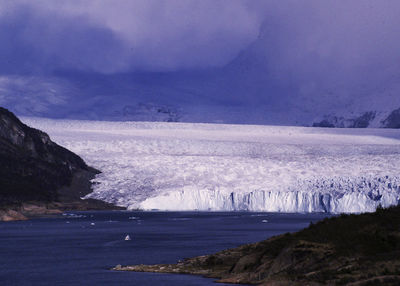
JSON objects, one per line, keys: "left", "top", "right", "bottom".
{"left": 114, "top": 205, "right": 400, "bottom": 285}
{"left": 0, "top": 107, "right": 122, "bottom": 221}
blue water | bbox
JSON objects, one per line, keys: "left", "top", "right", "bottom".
{"left": 0, "top": 211, "right": 330, "bottom": 285}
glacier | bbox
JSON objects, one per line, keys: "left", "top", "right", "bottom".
{"left": 22, "top": 117, "right": 400, "bottom": 213}
{"left": 140, "top": 176, "right": 400, "bottom": 213}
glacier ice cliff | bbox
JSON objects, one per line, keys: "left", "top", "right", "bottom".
{"left": 139, "top": 176, "right": 400, "bottom": 213}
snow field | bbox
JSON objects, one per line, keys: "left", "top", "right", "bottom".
{"left": 22, "top": 117, "right": 400, "bottom": 213}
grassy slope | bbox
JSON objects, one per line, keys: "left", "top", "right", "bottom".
{"left": 115, "top": 205, "right": 400, "bottom": 285}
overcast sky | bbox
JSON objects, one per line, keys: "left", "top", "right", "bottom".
{"left": 0, "top": 0, "right": 269, "bottom": 73}
{"left": 1, "top": 0, "right": 400, "bottom": 119}
{"left": 1, "top": 0, "right": 399, "bottom": 75}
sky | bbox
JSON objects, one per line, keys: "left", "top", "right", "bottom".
{"left": 0, "top": 0, "right": 267, "bottom": 73}
{"left": 0, "top": 0, "right": 400, "bottom": 123}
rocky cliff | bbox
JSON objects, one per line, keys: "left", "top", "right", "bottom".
{"left": 0, "top": 107, "right": 120, "bottom": 218}
{"left": 313, "top": 109, "right": 400, "bottom": 129}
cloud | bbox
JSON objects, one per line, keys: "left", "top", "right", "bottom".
{"left": 228, "top": 0, "right": 400, "bottom": 110}
{"left": 0, "top": 1, "right": 131, "bottom": 74}
{"left": 1, "top": 0, "right": 400, "bottom": 121}
{"left": 0, "top": 75, "right": 70, "bottom": 114}
{"left": 262, "top": 1, "right": 400, "bottom": 83}
{"left": 0, "top": 0, "right": 267, "bottom": 73}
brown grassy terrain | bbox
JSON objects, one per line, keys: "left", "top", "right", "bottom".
{"left": 114, "top": 205, "right": 400, "bottom": 285}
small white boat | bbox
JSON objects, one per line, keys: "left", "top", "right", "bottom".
{"left": 124, "top": 235, "right": 131, "bottom": 241}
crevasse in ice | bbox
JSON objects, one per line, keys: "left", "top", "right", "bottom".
{"left": 22, "top": 117, "right": 400, "bottom": 213}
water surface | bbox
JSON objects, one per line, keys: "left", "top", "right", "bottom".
{"left": 0, "top": 211, "right": 330, "bottom": 285}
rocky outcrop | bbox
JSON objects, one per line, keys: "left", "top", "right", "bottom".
{"left": 382, "top": 108, "right": 400, "bottom": 128}
{"left": 0, "top": 209, "right": 28, "bottom": 221}
{"left": 312, "top": 108, "right": 400, "bottom": 129}
{"left": 114, "top": 205, "right": 400, "bottom": 285}
{"left": 120, "top": 103, "right": 182, "bottom": 122}
{"left": 0, "top": 107, "right": 123, "bottom": 218}
{"left": 312, "top": 111, "right": 376, "bottom": 128}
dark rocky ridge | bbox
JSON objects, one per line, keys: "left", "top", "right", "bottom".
{"left": 313, "top": 109, "right": 400, "bottom": 129}
{"left": 115, "top": 205, "right": 400, "bottom": 285}
{"left": 313, "top": 111, "right": 377, "bottom": 128}
{"left": 0, "top": 107, "right": 122, "bottom": 219}
{"left": 382, "top": 108, "right": 400, "bottom": 129}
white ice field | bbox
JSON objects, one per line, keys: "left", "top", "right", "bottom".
{"left": 23, "top": 117, "right": 400, "bottom": 213}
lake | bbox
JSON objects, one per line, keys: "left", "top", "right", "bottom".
{"left": 0, "top": 211, "right": 330, "bottom": 285}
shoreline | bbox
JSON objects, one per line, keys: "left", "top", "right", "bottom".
{"left": 0, "top": 200, "right": 125, "bottom": 222}
{"left": 112, "top": 205, "right": 400, "bottom": 286}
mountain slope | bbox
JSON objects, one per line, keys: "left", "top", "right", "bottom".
{"left": 115, "top": 205, "right": 400, "bottom": 285}
{"left": 0, "top": 107, "right": 122, "bottom": 220}
{"left": 1, "top": 9, "right": 400, "bottom": 126}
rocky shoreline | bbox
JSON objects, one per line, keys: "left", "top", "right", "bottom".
{"left": 113, "top": 206, "right": 400, "bottom": 286}
{"left": 0, "top": 199, "right": 125, "bottom": 222}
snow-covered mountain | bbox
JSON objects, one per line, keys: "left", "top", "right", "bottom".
{"left": 2, "top": 11, "right": 400, "bottom": 126}
{"left": 22, "top": 117, "right": 400, "bottom": 213}
{"left": 312, "top": 109, "right": 400, "bottom": 128}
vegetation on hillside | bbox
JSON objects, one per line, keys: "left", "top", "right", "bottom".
{"left": 115, "top": 205, "right": 400, "bottom": 285}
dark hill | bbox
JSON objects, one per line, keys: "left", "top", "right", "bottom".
{"left": 115, "top": 205, "right": 400, "bottom": 285}
{"left": 0, "top": 107, "right": 121, "bottom": 219}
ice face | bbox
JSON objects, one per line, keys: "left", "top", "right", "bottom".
{"left": 22, "top": 117, "right": 400, "bottom": 213}
{"left": 139, "top": 177, "right": 400, "bottom": 213}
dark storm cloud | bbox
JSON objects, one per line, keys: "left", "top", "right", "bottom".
{"left": 1, "top": 0, "right": 400, "bottom": 117}
{"left": 4, "top": 0, "right": 399, "bottom": 80}
{"left": 261, "top": 1, "right": 400, "bottom": 88}
{"left": 221, "top": 0, "right": 400, "bottom": 110}
{"left": 0, "top": 2, "right": 130, "bottom": 74}
{"left": 0, "top": 0, "right": 266, "bottom": 73}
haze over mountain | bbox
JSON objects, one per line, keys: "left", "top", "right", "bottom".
{"left": 1, "top": 1, "right": 400, "bottom": 126}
